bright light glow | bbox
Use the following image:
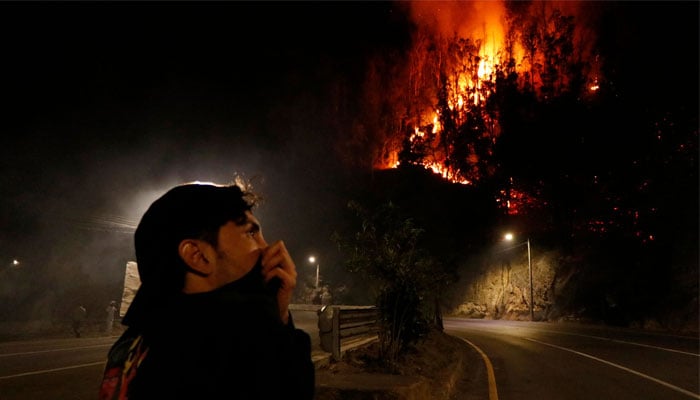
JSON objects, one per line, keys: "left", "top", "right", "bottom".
{"left": 308, "top": 256, "right": 316, "bottom": 264}
{"left": 186, "top": 181, "right": 219, "bottom": 186}
{"left": 12, "top": 259, "right": 20, "bottom": 266}
{"left": 504, "top": 233, "right": 513, "bottom": 241}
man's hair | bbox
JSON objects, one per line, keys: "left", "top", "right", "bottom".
{"left": 123, "top": 182, "right": 259, "bottom": 327}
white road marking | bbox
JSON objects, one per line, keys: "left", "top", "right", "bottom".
{"left": 0, "top": 343, "right": 111, "bottom": 358}
{"left": 524, "top": 337, "right": 700, "bottom": 399}
{"left": 0, "top": 361, "right": 106, "bottom": 380}
{"left": 532, "top": 328, "right": 699, "bottom": 357}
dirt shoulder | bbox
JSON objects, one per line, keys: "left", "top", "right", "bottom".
{"left": 315, "top": 329, "right": 481, "bottom": 400}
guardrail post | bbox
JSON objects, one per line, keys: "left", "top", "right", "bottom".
{"left": 332, "top": 306, "right": 341, "bottom": 361}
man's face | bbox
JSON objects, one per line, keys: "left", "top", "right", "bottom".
{"left": 209, "top": 211, "right": 268, "bottom": 288}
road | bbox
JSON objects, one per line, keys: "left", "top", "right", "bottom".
{"left": 0, "top": 336, "right": 110, "bottom": 399}
{"left": 1, "top": 316, "right": 697, "bottom": 399}
{"left": 0, "top": 309, "right": 322, "bottom": 400}
{"left": 445, "top": 318, "right": 700, "bottom": 400}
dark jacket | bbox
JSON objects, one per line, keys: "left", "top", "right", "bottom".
{"left": 100, "top": 280, "right": 315, "bottom": 400}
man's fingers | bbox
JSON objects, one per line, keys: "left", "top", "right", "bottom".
{"left": 261, "top": 240, "right": 296, "bottom": 275}
{"left": 263, "top": 267, "right": 296, "bottom": 288}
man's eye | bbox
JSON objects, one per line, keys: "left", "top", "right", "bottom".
{"left": 247, "top": 230, "right": 258, "bottom": 237}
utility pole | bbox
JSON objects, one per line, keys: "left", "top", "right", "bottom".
{"left": 527, "top": 239, "right": 533, "bottom": 321}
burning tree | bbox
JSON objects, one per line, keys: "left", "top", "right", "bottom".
{"left": 368, "top": 0, "right": 602, "bottom": 216}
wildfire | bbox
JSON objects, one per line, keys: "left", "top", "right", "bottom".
{"left": 373, "top": 0, "right": 601, "bottom": 212}
{"left": 493, "top": 177, "right": 544, "bottom": 215}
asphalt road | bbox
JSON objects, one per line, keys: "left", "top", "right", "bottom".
{"left": 0, "top": 309, "right": 323, "bottom": 400}
{"left": 445, "top": 318, "right": 700, "bottom": 400}
{"left": 0, "top": 336, "right": 110, "bottom": 399}
{"left": 1, "top": 316, "right": 697, "bottom": 399}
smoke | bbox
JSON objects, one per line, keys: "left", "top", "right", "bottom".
{"left": 404, "top": 0, "right": 507, "bottom": 43}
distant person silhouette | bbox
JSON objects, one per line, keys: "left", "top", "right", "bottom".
{"left": 104, "top": 300, "right": 117, "bottom": 335}
{"left": 71, "top": 305, "right": 86, "bottom": 338}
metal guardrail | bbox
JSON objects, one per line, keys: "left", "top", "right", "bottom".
{"left": 318, "top": 305, "right": 379, "bottom": 361}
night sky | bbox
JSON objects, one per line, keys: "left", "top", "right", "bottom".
{"left": 0, "top": 2, "right": 697, "bottom": 319}
{"left": 0, "top": 2, "right": 405, "bottom": 286}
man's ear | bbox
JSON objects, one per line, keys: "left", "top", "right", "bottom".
{"left": 178, "top": 239, "right": 213, "bottom": 276}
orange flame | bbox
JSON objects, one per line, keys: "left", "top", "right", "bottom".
{"left": 374, "top": 0, "right": 600, "bottom": 212}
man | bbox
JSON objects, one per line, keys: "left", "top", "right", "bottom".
{"left": 99, "top": 182, "right": 314, "bottom": 399}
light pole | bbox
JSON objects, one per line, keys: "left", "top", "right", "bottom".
{"left": 504, "top": 234, "right": 534, "bottom": 321}
{"left": 308, "top": 256, "right": 319, "bottom": 289}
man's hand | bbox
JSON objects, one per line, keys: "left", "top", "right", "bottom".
{"left": 260, "top": 240, "right": 297, "bottom": 324}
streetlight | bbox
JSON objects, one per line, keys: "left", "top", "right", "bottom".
{"left": 504, "top": 233, "right": 534, "bottom": 321}
{"left": 308, "top": 256, "right": 319, "bottom": 289}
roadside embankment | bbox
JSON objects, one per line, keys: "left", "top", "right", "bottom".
{"left": 314, "top": 329, "right": 477, "bottom": 400}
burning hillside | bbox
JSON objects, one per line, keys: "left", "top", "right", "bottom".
{"left": 361, "top": 0, "right": 602, "bottom": 214}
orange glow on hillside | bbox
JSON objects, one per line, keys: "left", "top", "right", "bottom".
{"left": 373, "top": 0, "right": 601, "bottom": 212}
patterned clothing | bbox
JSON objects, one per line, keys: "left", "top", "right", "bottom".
{"left": 99, "top": 328, "right": 149, "bottom": 399}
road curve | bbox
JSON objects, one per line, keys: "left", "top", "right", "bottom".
{"left": 445, "top": 318, "right": 700, "bottom": 400}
